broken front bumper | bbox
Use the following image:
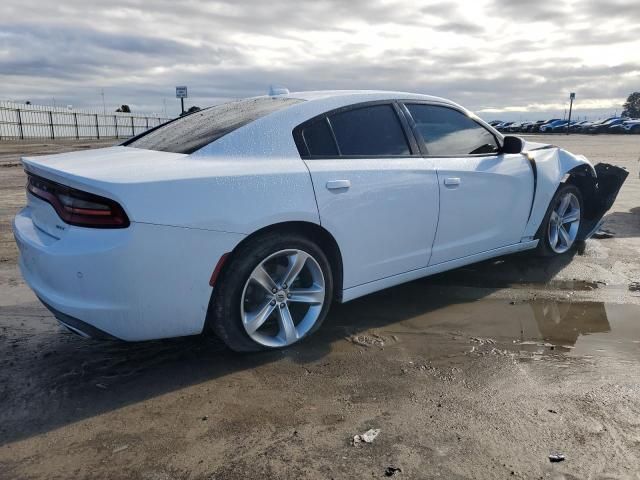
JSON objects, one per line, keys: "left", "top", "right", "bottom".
{"left": 577, "top": 163, "right": 629, "bottom": 240}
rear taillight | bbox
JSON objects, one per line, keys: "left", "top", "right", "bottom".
{"left": 26, "top": 173, "right": 130, "bottom": 228}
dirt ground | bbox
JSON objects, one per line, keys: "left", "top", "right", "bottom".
{"left": 0, "top": 136, "right": 639, "bottom": 480}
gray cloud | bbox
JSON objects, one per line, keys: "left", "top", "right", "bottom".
{"left": 1, "top": 0, "right": 638, "bottom": 119}
{"left": 488, "top": 0, "right": 572, "bottom": 23}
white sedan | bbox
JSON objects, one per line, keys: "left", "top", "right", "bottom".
{"left": 13, "top": 91, "right": 627, "bottom": 351}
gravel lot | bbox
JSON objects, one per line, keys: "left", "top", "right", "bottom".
{"left": 0, "top": 135, "right": 639, "bottom": 479}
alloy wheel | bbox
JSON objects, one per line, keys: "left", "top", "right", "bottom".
{"left": 240, "top": 249, "right": 325, "bottom": 348}
{"left": 548, "top": 192, "right": 581, "bottom": 254}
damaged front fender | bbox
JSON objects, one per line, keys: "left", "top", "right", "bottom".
{"left": 522, "top": 143, "right": 628, "bottom": 241}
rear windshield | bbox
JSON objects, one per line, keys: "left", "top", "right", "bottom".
{"left": 125, "top": 97, "right": 304, "bottom": 154}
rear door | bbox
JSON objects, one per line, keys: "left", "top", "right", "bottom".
{"left": 298, "top": 102, "right": 439, "bottom": 289}
{"left": 401, "top": 103, "right": 533, "bottom": 266}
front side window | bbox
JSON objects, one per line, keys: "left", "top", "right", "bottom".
{"left": 329, "top": 104, "right": 411, "bottom": 156}
{"left": 405, "top": 104, "right": 499, "bottom": 156}
{"left": 126, "top": 97, "right": 303, "bottom": 154}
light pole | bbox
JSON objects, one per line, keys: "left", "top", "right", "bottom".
{"left": 567, "top": 92, "right": 575, "bottom": 135}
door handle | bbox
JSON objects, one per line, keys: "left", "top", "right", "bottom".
{"left": 326, "top": 180, "right": 351, "bottom": 190}
{"left": 444, "top": 177, "right": 461, "bottom": 187}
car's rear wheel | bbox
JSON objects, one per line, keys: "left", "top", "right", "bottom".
{"left": 536, "top": 184, "right": 583, "bottom": 256}
{"left": 209, "top": 232, "right": 333, "bottom": 352}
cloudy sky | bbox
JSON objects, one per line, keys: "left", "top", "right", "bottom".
{"left": 1, "top": 0, "right": 639, "bottom": 119}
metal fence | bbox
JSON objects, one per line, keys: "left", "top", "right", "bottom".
{"left": 0, "top": 101, "right": 171, "bottom": 141}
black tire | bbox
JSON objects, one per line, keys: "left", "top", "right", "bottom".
{"left": 207, "top": 232, "right": 334, "bottom": 352}
{"left": 535, "top": 183, "right": 583, "bottom": 257}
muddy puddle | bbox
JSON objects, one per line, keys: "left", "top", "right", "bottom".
{"left": 326, "top": 288, "right": 640, "bottom": 362}
{"left": 422, "top": 254, "right": 611, "bottom": 291}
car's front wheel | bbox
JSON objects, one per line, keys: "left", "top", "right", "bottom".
{"left": 536, "top": 184, "right": 583, "bottom": 256}
{"left": 209, "top": 232, "right": 333, "bottom": 352}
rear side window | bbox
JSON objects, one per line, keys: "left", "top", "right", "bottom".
{"left": 301, "top": 118, "right": 338, "bottom": 156}
{"left": 125, "top": 97, "right": 304, "bottom": 154}
{"left": 329, "top": 104, "right": 410, "bottom": 156}
{"left": 405, "top": 104, "right": 499, "bottom": 156}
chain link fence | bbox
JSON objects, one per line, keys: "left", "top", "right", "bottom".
{"left": 0, "top": 101, "right": 171, "bottom": 141}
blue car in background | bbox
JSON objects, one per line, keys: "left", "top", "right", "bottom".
{"left": 539, "top": 120, "right": 567, "bottom": 132}
{"left": 550, "top": 121, "right": 582, "bottom": 133}
{"left": 584, "top": 118, "right": 624, "bottom": 134}
{"left": 531, "top": 119, "right": 561, "bottom": 132}
{"left": 622, "top": 120, "right": 640, "bottom": 134}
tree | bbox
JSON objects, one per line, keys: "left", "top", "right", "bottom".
{"left": 181, "top": 105, "right": 201, "bottom": 116}
{"left": 116, "top": 105, "right": 131, "bottom": 113}
{"left": 622, "top": 92, "right": 640, "bottom": 118}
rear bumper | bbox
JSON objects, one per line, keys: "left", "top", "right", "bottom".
{"left": 13, "top": 206, "right": 245, "bottom": 341}
{"left": 40, "top": 299, "right": 118, "bottom": 340}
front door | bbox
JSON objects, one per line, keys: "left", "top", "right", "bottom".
{"left": 402, "top": 103, "right": 533, "bottom": 265}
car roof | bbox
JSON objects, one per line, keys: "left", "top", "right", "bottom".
{"left": 238, "top": 89, "right": 481, "bottom": 132}
{"left": 282, "top": 89, "right": 452, "bottom": 104}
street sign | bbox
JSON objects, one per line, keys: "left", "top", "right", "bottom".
{"left": 176, "top": 86, "right": 188, "bottom": 98}
{"left": 570, "top": 92, "right": 575, "bottom": 100}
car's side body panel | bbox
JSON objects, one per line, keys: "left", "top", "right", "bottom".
{"left": 342, "top": 240, "right": 539, "bottom": 302}
{"left": 428, "top": 152, "right": 534, "bottom": 265}
{"left": 304, "top": 157, "right": 439, "bottom": 288}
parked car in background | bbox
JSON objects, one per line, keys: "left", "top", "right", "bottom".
{"left": 569, "top": 120, "right": 590, "bottom": 132}
{"left": 608, "top": 119, "right": 639, "bottom": 134}
{"left": 539, "top": 120, "right": 567, "bottom": 133}
{"left": 496, "top": 121, "right": 514, "bottom": 131}
{"left": 623, "top": 120, "right": 640, "bottom": 134}
{"left": 584, "top": 118, "right": 624, "bottom": 134}
{"left": 488, "top": 120, "right": 503, "bottom": 127}
{"left": 522, "top": 120, "right": 545, "bottom": 132}
{"left": 607, "top": 123, "right": 627, "bottom": 134}
{"left": 506, "top": 122, "right": 527, "bottom": 132}
{"left": 550, "top": 121, "right": 581, "bottom": 133}
{"left": 531, "top": 119, "right": 561, "bottom": 133}
{"left": 515, "top": 122, "right": 532, "bottom": 132}
{"left": 577, "top": 117, "right": 619, "bottom": 133}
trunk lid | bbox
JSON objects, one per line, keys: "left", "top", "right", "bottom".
{"left": 22, "top": 146, "right": 188, "bottom": 235}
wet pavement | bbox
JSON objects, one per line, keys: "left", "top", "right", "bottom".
{"left": 1, "top": 135, "right": 639, "bottom": 479}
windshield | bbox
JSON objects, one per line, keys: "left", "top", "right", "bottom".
{"left": 125, "top": 96, "right": 304, "bottom": 154}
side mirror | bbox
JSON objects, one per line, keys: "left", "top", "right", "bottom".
{"left": 502, "top": 135, "right": 524, "bottom": 154}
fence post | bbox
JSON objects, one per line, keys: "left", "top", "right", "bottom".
{"left": 95, "top": 114, "right": 100, "bottom": 139}
{"left": 48, "top": 111, "right": 54, "bottom": 139}
{"left": 17, "top": 109, "right": 24, "bottom": 140}
{"left": 130, "top": 116, "right": 134, "bottom": 137}
{"left": 145, "top": 117, "right": 149, "bottom": 130}
{"left": 114, "top": 115, "right": 118, "bottom": 138}
{"left": 73, "top": 113, "right": 79, "bottom": 139}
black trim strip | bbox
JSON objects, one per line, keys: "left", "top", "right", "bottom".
{"left": 39, "top": 298, "right": 119, "bottom": 340}
{"left": 325, "top": 117, "right": 342, "bottom": 156}
{"left": 525, "top": 153, "right": 538, "bottom": 222}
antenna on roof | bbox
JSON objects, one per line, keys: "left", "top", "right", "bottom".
{"left": 268, "top": 85, "right": 290, "bottom": 96}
